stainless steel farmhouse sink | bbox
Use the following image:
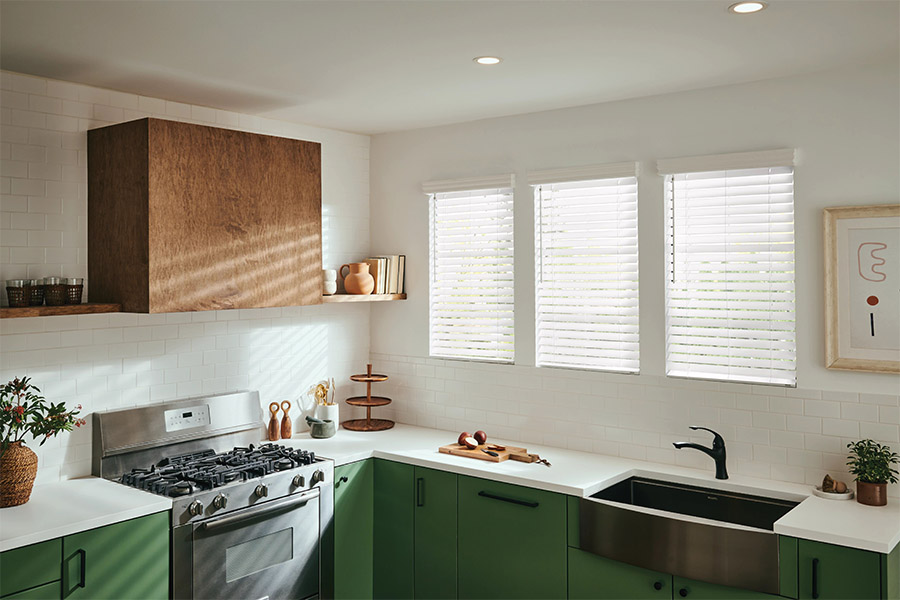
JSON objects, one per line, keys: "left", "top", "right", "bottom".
{"left": 579, "top": 476, "right": 802, "bottom": 595}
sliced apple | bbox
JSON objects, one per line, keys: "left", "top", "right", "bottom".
{"left": 463, "top": 436, "right": 479, "bottom": 450}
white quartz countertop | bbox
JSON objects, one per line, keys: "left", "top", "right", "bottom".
{"left": 282, "top": 423, "right": 900, "bottom": 554}
{"left": 3, "top": 424, "right": 896, "bottom": 555}
{"left": 0, "top": 477, "right": 171, "bottom": 553}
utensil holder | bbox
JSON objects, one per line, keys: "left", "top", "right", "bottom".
{"left": 316, "top": 403, "right": 339, "bottom": 424}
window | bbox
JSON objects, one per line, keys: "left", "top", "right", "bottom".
{"left": 531, "top": 164, "right": 639, "bottom": 372}
{"left": 661, "top": 149, "right": 796, "bottom": 386}
{"left": 425, "top": 177, "right": 515, "bottom": 363}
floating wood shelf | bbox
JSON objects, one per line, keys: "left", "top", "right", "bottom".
{"left": 0, "top": 303, "right": 122, "bottom": 319}
{"left": 343, "top": 363, "right": 395, "bottom": 432}
{"left": 322, "top": 293, "right": 406, "bottom": 303}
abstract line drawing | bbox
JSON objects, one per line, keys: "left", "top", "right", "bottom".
{"left": 858, "top": 242, "right": 888, "bottom": 282}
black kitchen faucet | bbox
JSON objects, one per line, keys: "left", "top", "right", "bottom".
{"left": 673, "top": 426, "right": 728, "bottom": 480}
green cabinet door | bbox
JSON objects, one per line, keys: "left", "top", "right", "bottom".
{"left": 374, "top": 459, "right": 414, "bottom": 600}
{"left": 0, "top": 539, "right": 61, "bottom": 598}
{"left": 568, "top": 548, "right": 670, "bottom": 600}
{"left": 414, "top": 466, "right": 457, "bottom": 600}
{"left": 62, "top": 511, "right": 168, "bottom": 600}
{"left": 335, "top": 459, "right": 374, "bottom": 600}
{"left": 797, "top": 539, "right": 881, "bottom": 600}
{"left": 673, "top": 576, "right": 782, "bottom": 600}
{"left": 458, "top": 475, "right": 567, "bottom": 600}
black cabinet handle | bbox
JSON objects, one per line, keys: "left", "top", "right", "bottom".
{"left": 679, "top": 588, "right": 689, "bottom": 598}
{"left": 478, "top": 490, "right": 539, "bottom": 508}
{"left": 416, "top": 477, "right": 424, "bottom": 507}
{"left": 812, "top": 558, "right": 819, "bottom": 599}
{"left": 339, "top": 476, "right": 348, "bottom": 483}
{"left": 64, "top": 548, "right": 86, "bottom": 596}
{"left": 653, "top": 581, "right": 663, "bottom": 591}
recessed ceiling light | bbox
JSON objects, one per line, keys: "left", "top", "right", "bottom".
{"left": 473, "top": 56, "right": 502, "bottom": 65}
{"left": 729, "top": 1, "right": 767, "bottom": 13}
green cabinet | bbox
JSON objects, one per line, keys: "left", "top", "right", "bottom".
{"left": 61, "top": 511, "right": 168, "bottom": 600}
{"left": 335, "top": 459, "right": 375, "bottom": 600}
{"left": 797, "top": 539, "right": 881, "bottom": 600}
{"left": 458, "top": 475, "right": 567, "bottom": 599}
{"left": 672, "top": 576, "right": 781, "bottom": 599}
{"left": 0, "top": 539, "right": 61, "bottom": 599}
{"left": 414, "top": 466, "right": 457, "bottom": 599}
{"left": 374, "top": 459, "right": 414, "bottom": 599}
{"left": 373, "top": 461, "right": 457, "bottom": 600}
{"left": 568, "top": 548, "right": 669, "bottom": 599}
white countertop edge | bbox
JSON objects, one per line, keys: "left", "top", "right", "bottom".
{"left": 773, "top": 523, "right": 899, "bottom": 555}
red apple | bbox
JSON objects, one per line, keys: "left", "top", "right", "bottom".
{"left": 458, "top": 432, "right": 470, "bottom": 446}
{"left": 474, "top": 430, "right": 488, "bottom": 445}
{"left": 463, "top": 436, "right": 479, "bottom": 450}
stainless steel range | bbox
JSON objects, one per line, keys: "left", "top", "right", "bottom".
{"left": 92, "top": 391, "right": 333, "bottom": 600}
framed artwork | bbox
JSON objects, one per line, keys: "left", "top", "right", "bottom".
{"left": 824, "top": 204, "right": 900, "bottom": 373}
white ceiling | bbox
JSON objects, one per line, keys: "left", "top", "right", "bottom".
{"left": 1, "top": 1, "right": 897, "bottom": 135}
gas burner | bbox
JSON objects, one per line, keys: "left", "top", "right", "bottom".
{"left": 119, "top": 443, "right": 321, "bottom": 497}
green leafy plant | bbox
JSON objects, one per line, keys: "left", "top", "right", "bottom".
{"left": 0, "top": 377, "right": 85, "bottom": 458}
{"left": 847, "top": 439, "right": 900, "bottom": 484}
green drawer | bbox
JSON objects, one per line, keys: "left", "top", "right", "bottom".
{"left": 0, "top": 581, "right": 60, "bottom": 600}
{"left": 0, "top": 539, "right": 61, "bottom": 597}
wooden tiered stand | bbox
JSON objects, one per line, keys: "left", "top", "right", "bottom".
{"left": 342, "top": 363, "right": 395, "bottom": 432}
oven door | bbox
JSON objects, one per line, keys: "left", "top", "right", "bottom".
{"left": 192, "top": 488, "right": 320, "bottom": 600}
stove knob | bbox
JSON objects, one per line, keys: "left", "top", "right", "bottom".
{"left": 255, "top": 484, "right": 269, "bottom": 498}
{"left": 292, "top": 474, "right": 306, "bottom": 487}
{"left": 213, "top": 494, "right": 228, "bottom": 510}
{"left": 188, "top": 500, "right": 203, "bottom": 516}
{"left": 312, "top": 470, "right": 325, "bottom": 485}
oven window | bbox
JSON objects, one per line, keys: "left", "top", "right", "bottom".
{"left": 225, "top": 528, "right": 294, "bottom": 582}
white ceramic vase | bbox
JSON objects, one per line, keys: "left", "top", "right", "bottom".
{"left": 323, "top": 269, "right": 337, "bottom": 295}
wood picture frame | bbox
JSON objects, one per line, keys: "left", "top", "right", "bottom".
{"left": 824, "top": 204, "right": 900, "bottom": 373}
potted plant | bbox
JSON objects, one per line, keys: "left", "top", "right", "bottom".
{"left": 846, "top": 439, "right": 899, "bottom": 506}
{"left": 0, "top": 377, "right": 85, "bottom": 507}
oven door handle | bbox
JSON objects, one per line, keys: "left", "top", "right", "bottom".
{"left": 200, "top": 488, "right": 320, "bottom": 531}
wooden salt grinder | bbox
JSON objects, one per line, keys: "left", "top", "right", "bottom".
{"left": 268, "top": 402, "right": 281, "bottom": 441}
{"left": 280, "top": 400, "right": 292, "bottom": 439}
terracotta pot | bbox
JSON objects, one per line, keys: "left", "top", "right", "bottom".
{"left": 0, "top": 441, "right": 38, "bottom": 507}
{"left": 856, "top": 481, "right": 888, "bottom": 506}
{"left": 339, "top": 263, "right": 375, "bottom": 295}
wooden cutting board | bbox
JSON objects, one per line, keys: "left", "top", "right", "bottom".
{"left": 438, "top": 442, "right": 540, "bottom": 463}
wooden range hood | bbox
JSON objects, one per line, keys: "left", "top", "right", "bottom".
{"left": 88, "top": 118, "right": 322, "bottom": 313}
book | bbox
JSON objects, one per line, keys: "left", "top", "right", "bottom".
{"left": 398, "top": 255, "right": 406, "bottom": 294}
{"left": 386, "top": 254, "right": 400, "bottom": 294}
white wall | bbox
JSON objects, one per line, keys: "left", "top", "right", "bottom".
{"left": 0, "top": 71, "right": 372, "bottom": 484}
{"left": 369, "top": 62, "right": 900, "bottom": 490}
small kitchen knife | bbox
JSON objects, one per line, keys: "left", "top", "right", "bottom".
{"left": 481, "top": 448, "right": 499, "bottom": 457}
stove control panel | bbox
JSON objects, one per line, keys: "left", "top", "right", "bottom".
{"left": 164, "top": 404, "right": 211, "bottom": 432}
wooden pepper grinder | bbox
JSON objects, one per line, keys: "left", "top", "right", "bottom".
{"left": 280, "top": 400, "right": 292, "bottom": 439}
{"left": 268, "top": 402, "right": 281, "bottom": 441}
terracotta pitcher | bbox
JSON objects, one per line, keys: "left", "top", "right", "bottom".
{"left": 339, "top": 262, "right": 375, "bottom": 295}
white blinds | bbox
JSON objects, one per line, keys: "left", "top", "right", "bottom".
{"left": 665, "top": 166, "right": 796, "bottom": 385}
{"left": 535, "top": 177, "right": 639, "bottom": 372}
{"left": 429, "top": 186, "right": 515, "bottom": 362}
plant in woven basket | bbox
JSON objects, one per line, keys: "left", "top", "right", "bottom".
{"left": 847, "top": 439, "right": 899, "bottom": 484}
{"left": 1, "top": 377, "right": 85, "bottom": 507}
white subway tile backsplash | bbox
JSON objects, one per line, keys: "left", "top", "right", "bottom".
{"left": 1, "top": 70, "right": 371, "bottom": 485}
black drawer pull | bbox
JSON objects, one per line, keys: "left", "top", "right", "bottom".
{"left": 679, "top": 588, "right": 689, "bottom": 598}
{"left": 812, "top": 558, "right": 819, "bottom": 599}
{"left": 478, "top": 490, "right": 539, "bottom": 508}
{"left": 416, "top": 477, "right": 425, "bottom": 507}
{"left": 653, "top": 581, "right": 663, "bottom": 591}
